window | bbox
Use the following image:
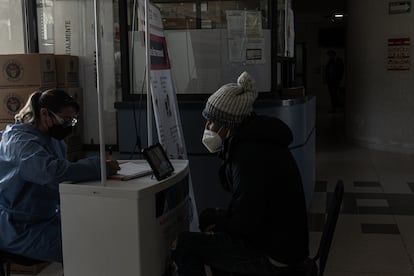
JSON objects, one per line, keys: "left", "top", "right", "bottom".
{"left": 154, "top": 0, "right": 269, "bottom": 30}
{"left": 0, "top": 0, "right": 25, "bottom": 54}
{"left": 157, "top": 2, "right": 197, "bottom": 29}
{"left": 120, "top": 0, "right": 273, "bottom": 98}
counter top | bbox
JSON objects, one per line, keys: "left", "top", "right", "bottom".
{"left": 59, "top": 160, "right": 189, "bottom": 199}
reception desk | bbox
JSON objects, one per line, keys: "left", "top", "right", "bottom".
{"left": 59, "top": 160, "right": 190, "bottom": 276}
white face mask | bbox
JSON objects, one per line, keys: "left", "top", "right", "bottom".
{"left": 202, "top": 129, "right": 223, "bottom": 153}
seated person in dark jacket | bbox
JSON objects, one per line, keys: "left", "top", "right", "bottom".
{"left": 172, "top": 71, "right": 310, "bottom": 276}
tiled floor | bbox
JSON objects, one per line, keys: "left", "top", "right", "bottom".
{"left": 311, "top": 110, "right": 414, "bottom": 276}
{"left": 12, "top": 109, "right": 414, "bottom": 275}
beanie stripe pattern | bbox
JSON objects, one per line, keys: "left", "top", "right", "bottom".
{"left": 202, "top": 72, "right": 258, "bottom": 128}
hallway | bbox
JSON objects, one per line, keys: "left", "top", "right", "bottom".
{"left": 310, "top": 110, "right": 414, "bottom": 275}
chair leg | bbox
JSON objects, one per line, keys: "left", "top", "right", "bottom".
{"left": 309, "top": 264, "right": 318, "bottom": 276}
{"left": 5, "top": 261, "right": 10, "bottom": 276}
{"left": 303, "top": 258, "right": 318, "bottom": 276}
{"left": 0, "top": 261, "right": 5, "bottom": 276}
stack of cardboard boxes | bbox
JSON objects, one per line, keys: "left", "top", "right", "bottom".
{"left": 55, "top": 54, "right": 85, "bottom": 161}
{"left": 0, "top": 54, "right": 57, "bottom": 129}
{"left": 0, "top": 53, "right": 84, "bottom": 161}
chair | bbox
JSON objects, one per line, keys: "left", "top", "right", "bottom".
{"left": 0, "top": 250, "right": 44, "bottom": 276}
{"left": 285, "top": 180, "right": 344, "bottom": 276}
{"left": 230, "top": 180, "right": 344, "bottom": 276}
{"left": 305, "top": 179, "right": 344, "bottom": 276}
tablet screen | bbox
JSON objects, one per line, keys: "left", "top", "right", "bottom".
{"left": 142, "top": 143, "right": 174, "bottom": 180}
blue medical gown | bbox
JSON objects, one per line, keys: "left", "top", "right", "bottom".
{"left": 0, "top": 123, "right": 102, "bottom": 262}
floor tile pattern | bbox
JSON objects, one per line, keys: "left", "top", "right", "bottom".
{"left": 313, "top": 111, "right": 414, "bottom": 276}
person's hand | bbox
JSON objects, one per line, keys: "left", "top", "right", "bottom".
{"left": 203, "top": 224, "right": 216, "bottom": 233}
{"left": 199, "top": 208, "right": 226, "bottom": 232}
{"left": 170, "top": 238, "right": 178, "bottom": 250}
{"left": 107, "top": 160, "right": 121, "bottom": 176}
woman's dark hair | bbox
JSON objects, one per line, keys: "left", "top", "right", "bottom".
{"left": 15, "top": 89, "right": 80, "bottom": 124}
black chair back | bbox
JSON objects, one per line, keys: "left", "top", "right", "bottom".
{"left": 313, "top": 180, "right": 344, "bottom": 276}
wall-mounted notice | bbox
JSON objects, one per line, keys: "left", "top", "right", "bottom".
{"left": 387, "top": 37, "right": 410, "bottom": 70}
{"left": 226, "top": 10, "right": 265, "bottom": 64}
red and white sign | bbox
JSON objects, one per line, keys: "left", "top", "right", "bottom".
{"left": 388, "top": 37, "right": 410, "bottom": 70}
{"left": 140, "top": 0, "right": 199, "bottom": 234}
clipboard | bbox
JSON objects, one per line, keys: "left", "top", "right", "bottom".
{"left": 109, "top": 161, "right": 153, "bottom": 181}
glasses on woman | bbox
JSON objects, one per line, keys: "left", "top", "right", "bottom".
{"left": 48, "top": 110, "right": 78, "bottom": 128}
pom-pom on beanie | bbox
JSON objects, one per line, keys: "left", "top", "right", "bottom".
{"left": 202, "top": 71, "right": 258, "bottom": 128}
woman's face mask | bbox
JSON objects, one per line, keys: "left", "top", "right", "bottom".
{"left": 48, "top": 124, "right": 73, "bottom": 140}
{"left": 202, "top": 129, "right": 223, "bottom": 153}
{"left": 47, "top": 109, "right": 76, "bottom": 140}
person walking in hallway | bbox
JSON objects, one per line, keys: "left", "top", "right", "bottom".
{"left": 325, "top": 50, "right": 344, "bottom": 113}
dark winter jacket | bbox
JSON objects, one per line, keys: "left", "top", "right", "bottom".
{"left": 325, "top": 57, "right": 344, "bottom": 84}
{"left": 216, "top": 114, "right": 309, "bottom": 265}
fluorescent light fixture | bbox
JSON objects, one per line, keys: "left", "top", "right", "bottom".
{"left": 334, "top": 13, "right": 344, "bottom": 18}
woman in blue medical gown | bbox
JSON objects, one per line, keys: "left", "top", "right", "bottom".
{"left": 0, "top": 89, "right": 119, "bottom": 262}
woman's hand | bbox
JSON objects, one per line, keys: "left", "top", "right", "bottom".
{"left": 107, "top": 160, "right": 121, "bottom": 176}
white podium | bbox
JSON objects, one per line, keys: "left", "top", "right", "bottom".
{"left": 60, "top": 160, "right": 190, "bottom": 276}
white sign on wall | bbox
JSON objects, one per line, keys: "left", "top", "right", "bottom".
{"left": 389, "top": 1, "right": 411, "bottom": 14}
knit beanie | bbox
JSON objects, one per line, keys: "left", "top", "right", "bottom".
{"left": 202, "top": 71, "right": 258, "bottom": 128}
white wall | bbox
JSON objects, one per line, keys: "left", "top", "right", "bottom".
{"left": 346, "top": 0, "right": 414, "bottom": 152}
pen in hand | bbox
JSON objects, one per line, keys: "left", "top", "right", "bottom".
{"left": 107, "top": 147, "right": 121, "bottom": 176}
{"left": 108, "top": 146, "right": 113, "bottom": 161}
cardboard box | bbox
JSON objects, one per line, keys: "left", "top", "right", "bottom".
{"left": 0, "top": 120, "right": 13, "bottom": 130}
{"left": 61, "top": 87, "right": 82, "bottom": 105}
{"left": 0, "top": 86, "right": 84, "bottom": 123}
{"left": 0, "top": 54, "right": 56, "bottom": 87}
{"left": 1, "top": 120, "right": 13, "bottom": 142}
{"left": 65, "top": 134, "right": 84, "bottom": 156}
{"left": 55, "top": 55, "right": 79, "bottom": 87}
{"left": 0, "top": 87, "right": 39, "bottom": 121}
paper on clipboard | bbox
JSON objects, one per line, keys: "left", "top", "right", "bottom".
{"left": 110, "top": 162, "right": 153, "bottom": 181}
